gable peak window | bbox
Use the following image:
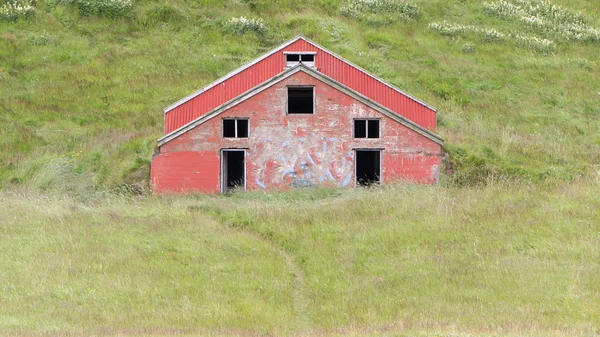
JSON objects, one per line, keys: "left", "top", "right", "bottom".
{"left": 285, "top": 52, "right": 316, "bottom": 68}
{"left": 354, "top": 119, "right": 380, "bottom": 139}
{"left": 223, "top": 118, "right": 249, "bottom": 138}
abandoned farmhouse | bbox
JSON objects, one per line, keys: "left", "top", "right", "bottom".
{"left": 151, "top": 36, "right": 444, "bottom": 193}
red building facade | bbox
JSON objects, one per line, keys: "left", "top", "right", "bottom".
{"left": 152, "top": 36, "right": 444, "bottom": 193}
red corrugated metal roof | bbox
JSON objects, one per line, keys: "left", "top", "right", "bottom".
{"left": 163, "top": 35, "right": 437, "bottom": 135}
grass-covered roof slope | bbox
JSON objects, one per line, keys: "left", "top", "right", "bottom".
{"left": 1, "top": 0, "right": 599, "bottom": 191}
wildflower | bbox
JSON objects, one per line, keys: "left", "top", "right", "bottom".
{"left": 225, "top": 16, "right": 266, "bottom": 35}
{"left": 0, "top": 0, "right": 35, "bottom": 22}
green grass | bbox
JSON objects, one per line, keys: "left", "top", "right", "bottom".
{"left": 1, "top": 0, "right": 600, "bottom": 335}
{"left": 1, "top": 0, "right": 599, "bottom": 189}
{"left": 1, "top": 179, "right": 599, "bottom": 336}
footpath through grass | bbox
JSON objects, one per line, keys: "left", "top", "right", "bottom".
{"left": 1, "top": 178, "right": 598, "bottom": 336}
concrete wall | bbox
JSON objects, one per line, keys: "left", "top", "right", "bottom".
{"left": 152, "top": 71, "right": 443, "bottom": 193}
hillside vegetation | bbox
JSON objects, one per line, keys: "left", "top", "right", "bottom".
{"left": 1, "top": 0, "right": 600, "bottom": 336}
{"left": 1, "top": 0, "right": 599, "bottom": 190}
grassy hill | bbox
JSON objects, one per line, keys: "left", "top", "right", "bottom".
{"left": 1, "top": 0, "right": 599, "bottom": 335}
{"left": 1, "top": 0, "right": 599, "bottom": 190}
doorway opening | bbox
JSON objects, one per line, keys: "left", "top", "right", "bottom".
{"left": 222, "top": 150, "right": 245, "bottom": 192}
{"left": 355, "top": 150, "right": 381, "bottom": 186}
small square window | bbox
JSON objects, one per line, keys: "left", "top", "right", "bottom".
{"left": 287, "top": 87, "right": 314, "bottom": 114}
{"left": 354, "top": 119, "right": 379, "bottom": 139}
{"left": 223, "top": 119, "right": 249, "bottom": 138}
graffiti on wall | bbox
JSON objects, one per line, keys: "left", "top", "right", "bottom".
{"left": 250, "top": 131, "right": 354, "bottom": 189}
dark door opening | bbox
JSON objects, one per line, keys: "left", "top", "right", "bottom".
{"left": 355, "top": 150, "right": 381, "bottom": 186}
{"left": 222, "top": 150, "right": 245, "bottom": 192}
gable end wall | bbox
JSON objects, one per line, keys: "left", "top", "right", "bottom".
{"left": 153, "top": 71, "right": 442, "bottom": 193}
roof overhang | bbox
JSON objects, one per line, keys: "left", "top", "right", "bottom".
{"left": 157, "top": 64, "right": 443, "bottom": 147}
{"left": 163, "top": 35, "right": 437, "bottom": 114}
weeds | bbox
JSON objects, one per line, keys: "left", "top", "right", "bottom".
{"left": 483, "top": 0, "right": 600, "bottom": 42}
{"left": 47, "top": 0, "right": 133, "bottom": 18}
{"left": 339, "top": 0, "right": 421, "bottom": 25}
{"left": 462, "top": 43, "right": 476, "bottom": 53}
{"left": 513, "top": 34, "right": 555, "bottom": 52}
{"left": 429, "top": 21, "right": 555, "bottom": 52}
{"left": 428, "top": 21, "right": 505, "bottom": 42}
{"left": 224, "top": 16, "right": 266, "bottom": 35}
{"left": 0, "top": 0, "right": 34, "bottom": 21}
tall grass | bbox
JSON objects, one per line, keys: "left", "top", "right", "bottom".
{"left": 0, "top": 179, "right": 598, "bottom": 335}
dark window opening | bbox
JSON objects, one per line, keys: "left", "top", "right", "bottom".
{"left": 286, "top": 54, "right": 300, "bottom": 62}
{"left": 223, "top": 150, "right": 245, "bottom": 192}
{"left": 237, "top": 119, "right": 248, "bottom": 138}
{"left": 354, "top": 120, "right": 366, "bottom": 138}
{"left": 302, "top": 54, "right": 314, "bottom": 62}
{"left": 223, "top": 119, "right": 249, "bottom": 138}
{"left": 356, "top": 150, "right": 381, "bottom": 186}
{"left": 368, "top": 120, "right": 380, "bottom": 138}
{"left": 223, "top": 119, "right": 236, "bottom": 138}
{"left": 288, "top": 87, "right": 314, "bottom": 114}
{"left": 354, "top": 119, "right": 379, "bottom": 138}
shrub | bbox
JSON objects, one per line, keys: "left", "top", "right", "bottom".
{"left": 481, "top": 28, "right": 506, "bottom": 41}
{"left": 27, "top": 33, "right": 52, "bottom": 46}
{"left": 513, "top": 34, "right": 555, "bottom": 52}
{"left": 428, "top": 22, "right": 505, "bottom": 42}
{"left": 0, "top": 0, "right": 34, "bottom": 22}
{"left": 141, "top": 4, "right": 187, "bottom": 26}
{"left": 339, "top": 0, "right": 421, "bottom": 25}
{"left": 462, "top": 43, "right": 476, "bottom": 53}
{"left": 483, "top": 0, "right": 525, "bottom": 19}
{"left": 429, "top": 21, "right": 556, "bottom": 52}
{"left": 75, "top": 0, "right": 133, "bottom": 18}
{"left": 224, "top": 16, "right": 266, "bottom": 35}
{"left": 47, "top": 0, "right": 133, "bottom": 18}
{"left": 483, "top": 0, "right": 600, "bottom": 43}
{"left": 428, "top": 21, "right": 472, "bottom": 37}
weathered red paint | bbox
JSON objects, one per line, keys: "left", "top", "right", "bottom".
{"left": 164, "top": 37, "right": 436, "bottom": 134}
{"left": 152, "top": 71, "right": 442, "bottom": 193}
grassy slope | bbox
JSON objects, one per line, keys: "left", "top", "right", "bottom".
{"left": 0, "top": 0, "right": 599, "bottom": 189}
{"left": 1, "top": 0, "right": 600, "bottom": 335}
{"left": 1, "top": 181, "right": 599, "bottom": 336}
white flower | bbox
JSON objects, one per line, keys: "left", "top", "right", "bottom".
{"left": 225, "top": 16, "right": 266, "bottom": 35}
